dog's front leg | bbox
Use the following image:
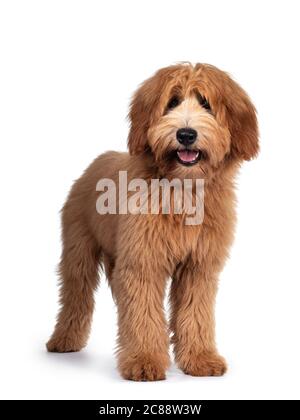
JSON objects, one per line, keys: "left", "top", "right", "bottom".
{"left": 112, "top": 255, "right": 170, "bottom": 381}
{"left": 170, "top": 263, "right": 227, "bottom": 376}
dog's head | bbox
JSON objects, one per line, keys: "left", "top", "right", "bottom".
{"left": 128, "top": 63, "right": 259, "bottom": 179}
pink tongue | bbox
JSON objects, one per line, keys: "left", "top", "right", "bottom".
{"left": 177, "top": 149, "right": 198, "bottom": 162}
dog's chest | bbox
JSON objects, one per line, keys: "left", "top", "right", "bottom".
{"left": 154, "top": 184, "right": 235, "bottom": 268}
{"left": 158, "top": 215, "right": 202, "bottom": 263}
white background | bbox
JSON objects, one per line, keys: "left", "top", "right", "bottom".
{"left": 0, "top": 0, "right": 300, "bottom": 400}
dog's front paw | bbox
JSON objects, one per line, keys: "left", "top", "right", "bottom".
{"left": 119, "top": 353, "right": 167, "bottom": 381}
{"left": 179, "top": 352, "right": 227, "bottom": 377}
{"left": 46, "top": 333, "right": 85, "bottom": 353}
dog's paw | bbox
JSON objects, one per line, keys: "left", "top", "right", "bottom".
{"left": 46, "top": 334, "right": 85, "bottom": 353}
{"left": 179, "top": 352, "right": 227, "bottom": 377}
{"left": 119, "top": 353, "right": 167, "bottom": 381}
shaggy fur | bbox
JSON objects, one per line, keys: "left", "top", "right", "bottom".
{"left": 47, "top": 63, "right": 259, "bottom": 381}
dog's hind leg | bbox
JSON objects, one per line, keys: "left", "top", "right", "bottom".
{"left": 46, "top": 219, "right": 101, "bottom": 353}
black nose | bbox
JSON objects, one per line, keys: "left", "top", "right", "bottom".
{"left": 176, "top": 128, "right": 197, "bottom": 145}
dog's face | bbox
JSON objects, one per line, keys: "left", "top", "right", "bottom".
{"left": 128, "top": 64, "right": 259, "bottom": 179}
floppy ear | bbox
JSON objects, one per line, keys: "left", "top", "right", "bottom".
{"left": 127, "top": 66, "right": 177, "bottom": 155}
{"left": 127, "top": 82, "right": 153, "bottom": 155}
{"left": 225, "top": 78, "right": 259, "bottom": 161}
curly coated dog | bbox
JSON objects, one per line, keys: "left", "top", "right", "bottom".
{"left": 47, "top": 63, "right": 259, "bottom": 381}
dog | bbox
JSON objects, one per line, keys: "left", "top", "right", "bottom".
{"left": 46, "top": 63, "right": 259, "bottom": 381}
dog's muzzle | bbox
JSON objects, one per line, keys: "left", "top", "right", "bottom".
{"left": 176, "top": 128, "right": 201, "bottom": 165}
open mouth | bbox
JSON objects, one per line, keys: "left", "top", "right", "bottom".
{"left": 176, "top": 149, "right": 202, "bottom": 166}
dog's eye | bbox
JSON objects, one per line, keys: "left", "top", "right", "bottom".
{"left": 167, "top": 96, "right": 180, "bottom": 110}
{"left": 197, "top": 93, "right": 211, "bottom": 111}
